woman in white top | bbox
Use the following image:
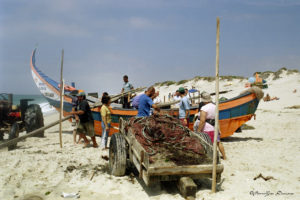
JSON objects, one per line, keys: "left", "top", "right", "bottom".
{"left": 196, "top": 92, "right": 226, "bottom": 160}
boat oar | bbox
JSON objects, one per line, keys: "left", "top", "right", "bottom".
{"left": 91, "top": 87, "right": 146, "bottom": 108}
{"left": 156, "top": 90, "right": 232, "bottom": 108}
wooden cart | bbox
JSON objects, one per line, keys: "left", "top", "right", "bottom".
{"left": 109, "top": 118, "right": 224, "bottom": 198}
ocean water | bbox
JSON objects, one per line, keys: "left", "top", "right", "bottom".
{"left": 11, "top": 94, "right": 56, "bottom": 115}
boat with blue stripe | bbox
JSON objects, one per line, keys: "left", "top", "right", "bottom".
{"left": 31, "top": 48, "right": 262, "bottom": 138}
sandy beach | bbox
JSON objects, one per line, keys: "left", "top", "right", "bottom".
{"left": 0, "top": 70, "right": 299, "bottom": 200}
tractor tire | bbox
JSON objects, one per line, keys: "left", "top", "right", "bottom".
{"left": 109, "top": 133, "right": 127, "bottom": 176}
{"left": 8, "top": 122, "right": 19, "bottom": 150}
{"left": 0, "top": 131, "right": 4, "bottom": 141}
{"left": 24, "top": 104, "right": 44, "bottom": 137}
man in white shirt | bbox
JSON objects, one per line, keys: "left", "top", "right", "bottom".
{"left": 153, "top": 91, "right": 161, "bottom": 104}
{"left": 173, "top": 90, "right": 181, "bottom": 107}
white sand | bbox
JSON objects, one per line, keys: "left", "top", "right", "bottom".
{"left": 0, "top": 71, "right": 299, "bottom": 200}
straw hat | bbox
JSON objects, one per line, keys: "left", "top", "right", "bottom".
{"left": 201, "top": 91, "right": 212, "bottom": 103}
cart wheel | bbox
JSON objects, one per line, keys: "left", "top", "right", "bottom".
{"left": 25, "top": 104, "right": 44, "bottom": 137}
{"left": 8, "top": 122, "right": 19, "bottom": 150}
{"left": 109, "top": 133, "right": 127, "bottom": 176}
{"left": 0, "top": 131, "right": 4, "bottom": 141}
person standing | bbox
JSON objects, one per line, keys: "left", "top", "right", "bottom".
{"left": 137, "top": 87, "right": 159, "bottom": 117}
{"left": 173, "top": 90, "right": 181, "bottom": 108}
{"left": 71, "top": 94, "right": 79, "bottom": 144}
{"left": 70, "top": 92, "right": 98, "bottom": 148}
{"left": 153, "top": 91, "right": 161, "bottom": 104}
{"left": 196, "top": 91, "right": 226, "bottom": 160}
{"left": 178, "top": 87, "right": 190, "bottom": 126}
{"left": 121, "top": 75, "right": 134, "bottom": 108}
{"left": 100, "top": 95, "right": 111, "bottom": 150}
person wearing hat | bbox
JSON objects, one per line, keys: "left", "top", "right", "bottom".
{"left": 196, "top": 91, "right": 226, "bottom": 160}
{"left": 70, "top": 92, "right": 98, "bottom": 148}
{"left": 173, "top": 90, "right": 181, "bottom": 107}
{"left": 178, "top": 87, "right": 190, "bottom": 126}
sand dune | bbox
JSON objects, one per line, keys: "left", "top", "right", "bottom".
{"left": 0, "top": 70, "right": 299, "bottom": 200}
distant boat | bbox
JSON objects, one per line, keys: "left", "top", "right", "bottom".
{"left": 31, "top": 48, "right": 261, "bottom": 138}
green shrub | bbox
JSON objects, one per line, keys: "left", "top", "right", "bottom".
{"left": 161, "top": 81, "right": 176, "bottom": 86}
{"left": 177, "top": 79, "right": 188, "bottom": 85}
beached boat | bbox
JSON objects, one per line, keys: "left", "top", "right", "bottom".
{"left": 31, "top": 49, "right": 262, "bottom": 138}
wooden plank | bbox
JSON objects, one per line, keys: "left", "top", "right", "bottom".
{"left": 142, "top": 169, "right": 160, "bottom": 187}
{"left": 177, "top": 177, "right": 197, "bottom": 199}
{"left": 132, "top": 154, "right": 140, "bottom": 173}
{"left": 59, "top": 49, "right": 64, "bottom": 148}
{"left": 147, "top": 164, "right": 224, "bottom": 176}
{"left": 212, "top": 17, "right": 220, "bottom": 193}
{"left": 128, "top": 130, "right": 149, "bottom": 169}
{"left": 0, "top": 115, "right": 72, "bottom": 149}
{"left": 139, "top": 150, "right": 144, "bottom": 178}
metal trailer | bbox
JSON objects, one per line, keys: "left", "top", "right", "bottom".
{"left": 109, "top": 118, "right": 224, "bottom": 199}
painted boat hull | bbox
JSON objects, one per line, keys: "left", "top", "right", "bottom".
{"left": 31, "top": 49, "right": 259, "bottom": 138}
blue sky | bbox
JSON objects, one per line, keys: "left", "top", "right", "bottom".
{"left": 0, "top": 0, "right": 299, "bottom": 95}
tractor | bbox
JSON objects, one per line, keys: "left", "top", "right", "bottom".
{"left": 0, "top": 93, "right": 44, "bottom": 150}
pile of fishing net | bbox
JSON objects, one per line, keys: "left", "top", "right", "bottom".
{"left": 124, "top": 114, "right": 213, "bottom": 165}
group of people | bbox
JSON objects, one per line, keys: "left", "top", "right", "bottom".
{"left": 70, "top": 91, "right": 112, "bottom": 150}
{"left": 69, "top": 74, "right": 226, "bottom": 159}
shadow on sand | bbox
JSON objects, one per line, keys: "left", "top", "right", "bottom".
{"left": 222, "top": 136, "right": 263, "bottom": 142}
{"left": 130, "top": 164, "right": 225, "bottom": 198}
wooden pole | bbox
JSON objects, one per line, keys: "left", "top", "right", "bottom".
{"left": 212, "top": 17, "right": 220, "bottom": 193}
{"left": 59, "top": 49, "right": 64, "bottom": 148}
{"left": 0, "top": 116, "right": 72, "bottom": 149}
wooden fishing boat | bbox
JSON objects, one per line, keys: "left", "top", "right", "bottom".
{"left": 31, "top": 49, "right": 261, "bottom": 138}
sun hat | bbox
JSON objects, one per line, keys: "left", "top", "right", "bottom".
{"left": 201, "top": 91, "right": 212, "bottom": 102}
{"left": 178, "top": 87, "right": 185, "bottom": 93}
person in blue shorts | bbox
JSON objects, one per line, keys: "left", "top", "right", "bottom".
{"left": 178, "top": 87, "right": 190, "bottom": 126}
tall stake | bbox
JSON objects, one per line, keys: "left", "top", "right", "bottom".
{"left": 59, "top": 49, "right": 64, "bottom": 148}
{"left": 212, "top": 17, "right": 220, "bottom": 193}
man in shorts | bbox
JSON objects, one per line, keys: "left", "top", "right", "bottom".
{"left": 121, "top": 75, "right": 134, "bottom": 108}
{"left": 70, "top": 92, "right": 98, "bottom": 148}
{"left": 178, "top": 87, "right": 190, "bottom": 127}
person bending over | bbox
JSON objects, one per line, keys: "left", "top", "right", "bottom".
{"left": 137, "top": 87, "right": 160, "bottom": 117}
{"left": 196, "top": 91, "right": 226, "bottom": 160}
{"left": 70, "top": 92, "right": 98, "bottom": 148}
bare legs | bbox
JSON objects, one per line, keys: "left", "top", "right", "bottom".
{"left": 217, "top": 142, "right": 227, "bottom": 160}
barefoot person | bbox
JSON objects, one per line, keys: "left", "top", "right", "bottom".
{"left": 178, "top": 87, "right": 190, "bottom": 127}
{"left": 100, "top": 95, "right": 112, "bottom": 150}
{"left": 70, "top": 92, "right": 98, "bottom": 148}
{"left": 121, "top": 75, "right": 134, "bottom": 108}
{"left": 71, "top": 93, "right": 79, "bottom": 144}
{"left": 196, "top": 91, "right": 226, "bottom": 160}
